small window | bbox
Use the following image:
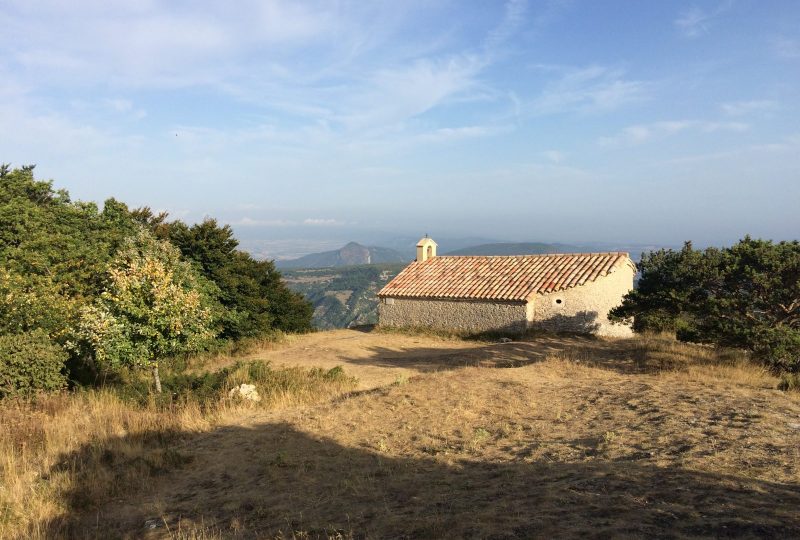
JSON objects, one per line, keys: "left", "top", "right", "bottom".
{"left": 554, "top": 298, "right": 563, "bottom": 306}
{"left": 384, "top": 298, "right": 395, "bottom": 305}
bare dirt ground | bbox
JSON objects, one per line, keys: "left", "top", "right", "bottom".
{"left": 241, "top": 329, "right": 493, "bottom": 389}
{"left": 238, "top": 329, "right": 647, "bottom": 390}
{"left": 52, "top": 329, "right": 800, "bottom": 538}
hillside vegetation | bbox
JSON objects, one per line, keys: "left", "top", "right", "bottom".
{"left": 276, "top": 242, "right": 406, "bottom": 269}
{"left": 282, "top": 263, "right": 405, "bottom": 329}
{"left": 0, "top": 165, "right": 312, "bottom": 396}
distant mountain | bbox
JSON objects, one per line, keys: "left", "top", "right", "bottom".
{"left": 377, "top": 236, "right": 504, "bottom": 258}
{"left": 444, "top": 242, "right": 583, "bottom": 256}
{"left": 276, "top": 242, "right": 407, "bottom": 269}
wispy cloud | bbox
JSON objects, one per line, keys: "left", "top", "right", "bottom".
{"left": 720, "top": 100, "right": 778, "bottom": 116}
{"left": 542, "top": 150, "right": 566, "bottom": 163}
{"left": 599, "top": 119, "right": 748, "bottom": 146}
{"left": 104, "top": 98, "right": 147, "bottom": 119}
{"left": 232, "top": 217, "right": 296, "bottom": 227}
{"left": 483, "top": 0, "right": 528, "bottom": 53}
{"left": 414, "top": 125, "right": 504, "bottom": 144}
{"left": 674, "top": 1, "right": 732, "bottom": 38}
{"left": 0, "top": 0, "right": 554, "bottom": 170}
{"left": 772, "top": 36, "right": 800, "bottom": 59}
{"left": 531, "top": 65, "right": 649, "bottom": 115}
{"left": 2, "top": 0, "right": 340, "bottom": 87}
{"left": 662, "top": 134, "right": 800, "bottom": 165}
{"left": 339, "top": 55, "right": 485, "bottom": 130}
{"left": 303, "top": 218, "right": 344, "bottom": 226}
{"left": 233, "top": 217, "right": 348, "bottom": 228}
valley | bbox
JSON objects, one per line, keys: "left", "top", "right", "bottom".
{"left": 282, "top": 263, "right": 406, "bottom": 329}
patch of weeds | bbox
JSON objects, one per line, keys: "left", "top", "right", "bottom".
{"left": 108, "top": 361, "right": 356, "bottom": 410}
{"left": 599, "top": 430, "right": 618, "bottom": 455}
{"left": 603, "top": 431, "right": 617, "bottom": 445}
{"left": 554, "top": 406, "right": 572, "bottom": 423}
{"left": 324, "top": 365, "right": 346, "bottom": 380}
{"left": 270, "top": 452, "right": 291, "bottom": 468}
{"left": 779, "top": 373, "right": 800, "bottom": 392}
{"left": 392, "top": 374, "right": 409, "bottom": 386}
{"left": 469, "top": 427, "right": 491, "bottom": 451}
{"left": 474, "top": 427, "right": 490, "bottom": 440}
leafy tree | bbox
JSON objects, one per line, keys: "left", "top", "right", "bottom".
{"left": 0, "top": 330, "right": 68, "bottom": 398}
{"left": 0, "top": 166, "right": 136, "bottom": 300}
{"left": 77, "top": 229, "right": 217, "bottom": 392}
{"left": 610, "top": 237, "right": 800, "bottom": 372}
{"left": 165, "top": 218, "right": 313, "bottom": 337}
{"left": 0, "top": 165, "right": 311, "bottom": 394}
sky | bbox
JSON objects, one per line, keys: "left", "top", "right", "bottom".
{"left": 1, "top": 0, "right": 799, "bottom": 257}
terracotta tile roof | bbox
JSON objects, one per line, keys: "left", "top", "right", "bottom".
{"left": 378, "top": 252, "right": 635, "bottom": 302}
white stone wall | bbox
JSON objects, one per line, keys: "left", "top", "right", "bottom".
{"left": 378, "top": 297, "right": 528, "bottom": 334}
{"left": 529, "top": 265, "right": 635, "bottom": 337}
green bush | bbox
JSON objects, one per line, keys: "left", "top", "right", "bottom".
{"left": 0, "top": 330, "right": 68, "bottom": 398}
{"left": 779, "top": 373, "right": 800, "bottom": 392}
{"left": 111, "top": 360, "right": 356, "bottom": 409}
{"left": 610, "top": 238, "right": 800, "bottom": 373}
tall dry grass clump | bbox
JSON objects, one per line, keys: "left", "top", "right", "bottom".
{"left": 540, "top": 332, "right": 783, "bottom": 390}
{"left": 0, "top": 361, "right": 356, "bottom": 539}
{"left": 0, "top": 390, "right": 192, "bottom": 538}
{"left": 619, "top": 333, "right": 780, "bottom": 388}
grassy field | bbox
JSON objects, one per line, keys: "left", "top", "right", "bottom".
{"left": 1, "top": 330, "right": 799, "bottom": 538}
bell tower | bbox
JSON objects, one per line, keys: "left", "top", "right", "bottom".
{"left": 416, "top": 235, "right": 437, "bottom": 262}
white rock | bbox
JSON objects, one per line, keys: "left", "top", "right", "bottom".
{"left": 229, "top": 383, "right": 262, "bottom": 402}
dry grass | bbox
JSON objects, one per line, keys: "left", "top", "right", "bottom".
{"left": 2, "top": 330, "right": 799, "bottom": 538}
{"left": 0, "top": 363, "right": 356, "bottom": 540}
{"left": 574, "top": 332, "right": 781, "bottom": 389}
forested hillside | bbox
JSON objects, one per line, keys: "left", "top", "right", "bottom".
{"left": 283, "top": 263, "right": 405, "bottom": 329}
{"left": 276, "top": 242, "right": 406, "bottom": 269}
{"left": 0, "top": 165, "right": 312, "bottom": 395}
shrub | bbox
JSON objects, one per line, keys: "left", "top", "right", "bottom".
{"left": 779, "top": 373, "right": 800, "bottom": 392}
{"left": 0, "top": 330, "right": 68, "bottom": 398}
{"left": 611, "top": 238, "right": 800, "bottom": 373}
{"left": 111, "top": 360, "right": 356, "bottom": 409}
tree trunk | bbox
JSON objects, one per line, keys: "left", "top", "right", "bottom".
{"left": 152, "top": 363, "right": 162, "bottom": 394}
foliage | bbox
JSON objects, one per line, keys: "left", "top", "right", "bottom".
{"left": 164, "top": 218, "right": 313, "bottom": 337}
{"left": 0, "top": 166, "right": 137, "bottom": 300}
{"left": 0, "top": 330, "right": 68, "bottom": 397}
{"left": 77, "top": 229, "right": 217, "bottom": 390}
{"left": 0, "top": 268, "right": 77, "bottom": 340}
{"left": 0, "top": 165, "right": 314, "bottom": 394}
{"left": 283, "top": 263, "right": 405, "bottom": 329}
{"left": 113, "top": 359, "right": 354, "bottom": 409}
{"left": 610, "top": 237, "right": 800, "bottom": 372}
{"left": 779, "top": 373, "right": 800, "bottom": 391}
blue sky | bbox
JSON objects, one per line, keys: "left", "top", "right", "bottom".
{"left": 1, "top": 1, "right": 799, "bottom": 257}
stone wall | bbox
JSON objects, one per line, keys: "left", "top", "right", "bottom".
{"left": 530, "top": 265, "right": 635, "bottom": 337}
{"left": 378, "top": 297, "right": 528, "bottom": 334}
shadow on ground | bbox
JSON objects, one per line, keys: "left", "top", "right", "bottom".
{"left": 38, "top": 420, "right": 800, "bottom": 539}
{"left": 349, "top": 330, "right": 667, "bottom": 374}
